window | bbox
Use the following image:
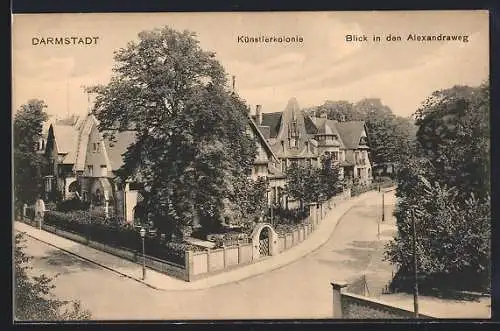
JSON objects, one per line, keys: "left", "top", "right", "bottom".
{"left": 45, "top": 177, "right": 52, "bottom": 192}
{"left": 282, "top": 160, "right": 287, "bottom": 173}
{"left": 93, "top": 142, "right": 100, "bottom": 152}
{"left": 87, "top": 165, "right": 93, "bottom": 176}
{"left": 332, "top": 152, "right": 339, "bottom": 161}
{"left": 357, "top": 168, "right": 362, "bottom": 178}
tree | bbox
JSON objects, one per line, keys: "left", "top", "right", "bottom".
{"left": 413, "top": 82, "right": 490, "bottom": 200}
{"left": 309, "top": 100, "right": 359, "bottom": 122}
{"left": 385, "top": 81, "right": 491, "bottom": 292}
{"left": 385, "top": 174, "right": 490, "bottom": 292}
{"left": 14, "top": 233, "right": 91, "bottom": 321}
{"left": 318, "top": 155, "right": 343, "bottom": 199}
{"left": 13, "top": 99, "right": 48, "bottom": 216}
{"left": 89, "top": 26, "right": 258, "bottom": 238}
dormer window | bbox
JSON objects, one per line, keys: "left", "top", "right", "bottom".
{"left": 359, "top": 136, "right": 368, "bottom": 145}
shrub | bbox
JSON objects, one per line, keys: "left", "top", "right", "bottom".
{"left": 42, "top": 210, "right": 194, "bottom": 265}
{"left": 274, "top": 208, "right": 309, "bottom": 225}
{"left": 56, "top": 199, "right": 90, "bottom": 212}
{"left": 275, "top": 223, "right": 301, "bottom": 236}
{"left": 45, "top": 202, "right": 57, "bottom": 211}
{"left": 206, "top": 232, "right": 250, "bottom": 247}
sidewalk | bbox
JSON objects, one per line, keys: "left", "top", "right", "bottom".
{"left": 15, "top": 189, "right": 384, "bottom": 292}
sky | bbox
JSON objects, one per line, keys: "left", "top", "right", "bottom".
{"left": 12, "top": 11, "right": 489, "bottom": 119}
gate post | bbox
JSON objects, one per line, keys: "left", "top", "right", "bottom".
{"left": 331, "top": 281, "right": 348, "bottom": 318}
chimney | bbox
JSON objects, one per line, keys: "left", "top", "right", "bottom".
{"left": 232, "top": 76, "right": 236, "bottom": 93}
{"left": 256, "top": 105, "right": 262, "bottom": 125}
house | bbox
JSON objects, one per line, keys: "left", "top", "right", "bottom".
{"left": 257, "top": 98, "right": 373, "bottom": 186}
{"left": 246, "top": 109, "right": 286, "bottom": 207}
{"left": 43, "top": 107, "right": 286, "bottom": 223}
{"left": 44, "top": 112, "right": 141, "bottom": 222}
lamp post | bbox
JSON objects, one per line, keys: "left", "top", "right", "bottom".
{"left": 87, "top": 200, "right": 93, "bottom": 244}
{"left": 411, "top": 209, "right": 419, "bottom": 318}
{"left": 381, "top": 190, "right": 385, "bottom": 223}
{"left": 140, "top": 227, "right": 146, "bottom": 280}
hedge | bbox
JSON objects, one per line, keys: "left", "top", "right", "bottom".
{"left": 42, "top": 210, "right": 199, "bottom": 265}
{"left": 206, "top": 232, "right": 250, "bottom": 247}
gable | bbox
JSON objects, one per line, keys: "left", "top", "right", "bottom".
{"left": 335, "top": 121, "right": 366, "bottom": 149}
{"left": 247, "top": 118, "right": 278, "bottom": 163}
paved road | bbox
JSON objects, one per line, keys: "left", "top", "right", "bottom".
{"left": 21, "top": 192, "right": 397, "bottom": 320}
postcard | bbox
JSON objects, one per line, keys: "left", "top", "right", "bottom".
{"left": 12, "top": 11, "right": 490, "bottom": 321}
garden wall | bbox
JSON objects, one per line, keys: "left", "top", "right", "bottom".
{"left": 331, "top": 282, "right": 435, "bottom": 319}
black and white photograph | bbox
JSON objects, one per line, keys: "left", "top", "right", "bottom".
{"left": 12, "top": 10, "right": 490, "bottom": 320}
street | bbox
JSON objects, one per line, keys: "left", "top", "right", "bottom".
{"left": 20, "top": 192, "right": 396, "bottom": 320}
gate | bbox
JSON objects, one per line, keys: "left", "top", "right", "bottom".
{"left": 259, "top": 228, "right": 270, "bottom": 256}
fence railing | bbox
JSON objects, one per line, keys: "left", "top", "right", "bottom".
{"left": 21, "top": 188, "right": 355, "bottom": 282}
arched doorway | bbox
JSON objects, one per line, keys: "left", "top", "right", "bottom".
{"left": 259, "top": 227, "right": 270, "bottom": 256}
{"left": 251, "top": 223, "right": 279, "bottom": 259}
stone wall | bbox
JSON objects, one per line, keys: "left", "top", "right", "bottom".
{"left": 331, "top": 281, "right": 435, "bottom": 319}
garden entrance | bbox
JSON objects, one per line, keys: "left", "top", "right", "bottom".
{"left": 258, "top": 227, "right": 270, "bottom": 256}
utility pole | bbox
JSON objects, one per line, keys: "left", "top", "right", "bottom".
{"left": 381, "top": 191, "right": 385, "bottom": 223}
{"left": 411, "top": 209, "right": 419, "bottom": 318}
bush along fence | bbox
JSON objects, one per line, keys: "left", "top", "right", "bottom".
{"left": 21, "top": 189, "right": 353, "bottom": 282}
{"left": 331, "top": 281, "right": 435, "bottom": 319}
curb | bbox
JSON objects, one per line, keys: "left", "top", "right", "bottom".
{"left": 15, "top": 228, "right": 164, "bottom": 292}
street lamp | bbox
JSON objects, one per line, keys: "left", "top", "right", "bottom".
{"left": 407, "top": 209, "right": 419, "bottom": 318}
{"left": 381, "top": 190, "right": 385, "bottom": 223}
{"left": 140, "top": 227, "right": 146, "bottom": 280}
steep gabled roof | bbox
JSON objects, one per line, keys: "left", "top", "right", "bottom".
{"left": 248, "top": 116, "right": 279, "bottom": 163}
{"left": 258, "top": 125, "right": 271, "bottom": 140}
{"left": 304, "top": 115, "right": 319, "bottom": 135}
{"left": 335, "top": 121, "right": 366, "bottom": 149}
{"left": 74, "top": 115, "right": 97, "bottom": 171}
{"left": 50, "top": 124, "right": 80, "bottom": 164}
{"left": 261, "top": 112, "right": 283, "bottom": 138}
{"left": 104, "top": 131, "right": 137, "bottom": 171}
{"left": 264, "top": 98, "right": 319, "bottom": 158}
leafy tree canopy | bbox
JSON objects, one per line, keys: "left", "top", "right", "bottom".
{"left": 89, "top": 26, "right": 260, "bottom": 237}
{"left": 285, "top": 156, "right": 342, "bottom": 211}
{"left": 13, "top": 99, "right": 48, "bottom": 212}
{"left": 413, "top": 82, "right": 490, "bottom": 199}
{"left": 386, "top": 81, "right": 490, "bottom": 292}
